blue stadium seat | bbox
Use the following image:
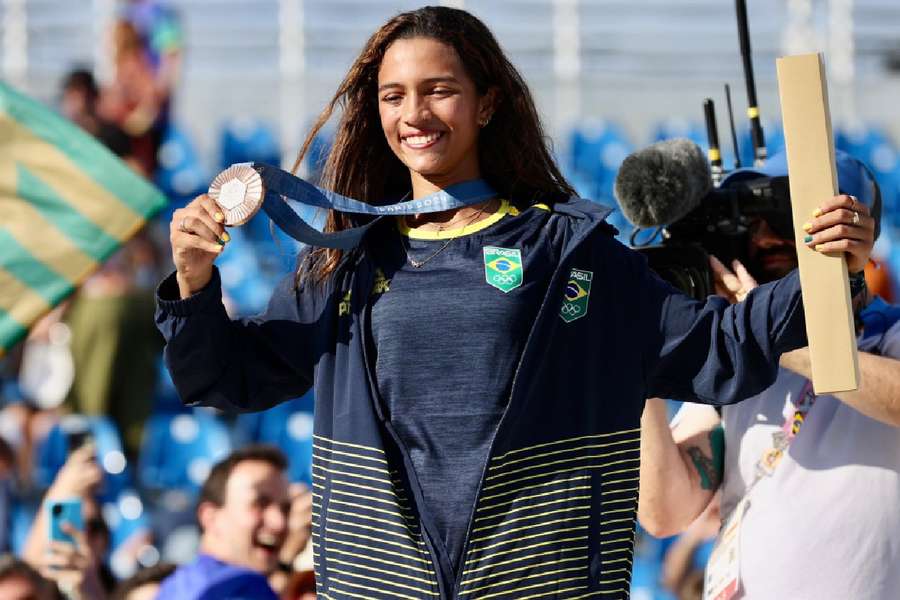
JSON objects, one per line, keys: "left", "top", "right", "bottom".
{"left": 864, "top": 137, "right": 899, "bottom": 177}
{"left": 887, "top": 245, "right": 900, "bottom": 301}
{"left": 33, "top": 415, "right": 131, "bottom": 500}
{"left": 102, "top": 487, "right": 154, "bottom": 579}
{"left": 835, "top": 126, "right": 900, "bottom": 229}
{"left": 566, "top": 121, "right": 633, "bottom": 225}
{"left": 217, "top": 118, "right": 290, "bottom": 252}
{"left": 651, "top": 118, "right": 707, "bottom": 147}
{"left": 570, "top": 120, "right": 632, "bottom": 182}
{"left": 8, "top": 499, "right": 37, "bottom": 555}
{"left": 219, "top": 118, "right": 281, "bottom": 171}
{"left": 216, "top": 228, "right": 275, "bottom": 316}
{"left": 737, "top": 122, "right": 785, "bottom": 169}
{"left": 152, "top": 357, "right": 190, "bottom": 414}
{"left": 303, "top": 127, "right": 333, "bottom": 184}
{"left": 154, "top": 123, "right": 209, "bottom": 219}
{"left": 137, "top": 411, "right": 232, "bottom": 495}
{"left": 234, "top": 392, "right": 314, "bottom": 485}
{"left": 568, "top": 119, "right": 631, "bottom": 176}
{"left": 835, "top": 124, "right": 895, "bottom": 168}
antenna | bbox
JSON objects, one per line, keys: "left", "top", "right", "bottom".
{"left": 725, "top": 83, "right": 742, "bottom": 169}
{"left": 735, "top": 0, "right": 767, "bottom": 166}
{"left": 703, "top": 98, "right": 724, "bottom": 186}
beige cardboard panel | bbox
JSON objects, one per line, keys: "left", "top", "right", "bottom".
{"left": 776, "top": 52, "right": 859, "bottom": 394}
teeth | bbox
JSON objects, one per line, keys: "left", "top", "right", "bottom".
{"left": 257, "top": 533, "right": 278, "bottom": 547}
{"left": 405, "top": 132, "right": 442, "bottom": 146}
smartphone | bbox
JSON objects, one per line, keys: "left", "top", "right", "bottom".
{"left": 47, "top": 498, "right": 83, "bottom": 545}
{"left": 67, "top": 429, "right": 94, "bottom": 453}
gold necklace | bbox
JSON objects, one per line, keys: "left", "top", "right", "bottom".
{"left": 405, "top": 200, "right": 496, "bottom": 269}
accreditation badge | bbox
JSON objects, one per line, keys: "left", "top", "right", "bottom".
{"left": 703, "top": 498, "right": 749, "bottom": 600}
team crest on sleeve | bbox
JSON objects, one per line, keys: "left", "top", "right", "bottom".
{"left": 560, "top": 268, "right": 592, "bottom": 322}
{"left": 483, "top": 246, "right": 523, "bottom": 293}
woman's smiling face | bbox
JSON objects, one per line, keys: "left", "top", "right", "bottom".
{"left": 377, "top": 36, "right": 492, "bottom": 191}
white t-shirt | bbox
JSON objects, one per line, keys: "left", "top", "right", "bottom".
{"left": 678, "top": 303, "right": 900, "bottom": 600}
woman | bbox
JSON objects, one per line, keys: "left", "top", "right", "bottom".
{"left": 157, "top": 7, "right": 874, "bottom": 599}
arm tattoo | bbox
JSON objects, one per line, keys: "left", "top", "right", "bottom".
{"left": 686, "top": 426, "right": 725, "bottom": 491}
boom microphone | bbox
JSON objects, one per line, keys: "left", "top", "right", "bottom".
{"left": 613, "top": 138, "right": 712, "bottom": 228}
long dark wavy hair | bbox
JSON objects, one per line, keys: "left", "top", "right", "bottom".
{"left": 293, "top": 5, "right": 575, "bottom": 283}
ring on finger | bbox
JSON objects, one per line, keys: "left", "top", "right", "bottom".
{"left": 179, "top": 216, "right": 189, "bottom": 233}
{"left": 852, "top": 210, "right": 861, "bottom": 226}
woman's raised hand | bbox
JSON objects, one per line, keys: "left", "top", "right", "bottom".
{"left": 170, "top": 194, "right": 229, "bottom": 298}
{"left": 802, "top": 194, "right": 875, "bottom": 274}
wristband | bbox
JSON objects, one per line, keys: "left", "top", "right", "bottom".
{"left": 849, "top": 270, "right": 867, "bottom": 298}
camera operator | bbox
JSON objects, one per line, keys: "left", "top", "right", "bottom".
{"left": 637, "top": 151, "right": 900, "bottom": 599}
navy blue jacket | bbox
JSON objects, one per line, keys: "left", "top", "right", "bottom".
{"left": 156, "top": 198, "right": 806, "bottom": 599}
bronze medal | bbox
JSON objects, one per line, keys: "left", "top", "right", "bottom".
{"left": 208, "top": 164, "right": 265, "bottom": 226}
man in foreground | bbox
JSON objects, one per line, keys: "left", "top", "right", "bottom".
{"left": 157, "top": 445, "right": 311, "bottom": 599}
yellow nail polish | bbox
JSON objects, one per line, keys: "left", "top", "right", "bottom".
{"left": 802, "top": 222, "right": 812, "bottom": 232}
{"left": 815, "top": 244, "right": 825, "bottom": 252}
{"left": 222, "top": 232, "right": 231, "bottom": 242}
{"left": 812, "top": 208, "right": 822, "bottom": 218}
{"left": 214, "top": 212, "right": 224, "bottom": 222}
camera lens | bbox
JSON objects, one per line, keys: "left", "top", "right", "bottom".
{"left": 52, "top": 504, "right": 63, "bottom": 516}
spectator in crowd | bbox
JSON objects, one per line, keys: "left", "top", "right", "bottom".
{"left": 0, "top": 372, "right": 65, "bottom": 523}
{"left": 638, "top": 152, "right": 900, "bottom": 599}
{"left": 99, "top": 0, "right": 182, "bottom": 178}
{"left": 56, "top": 69, "right": 165, "bottom": 457}
{"left": 60, "top": 69, "right": 133, "bottom": 166}
{"left": 0, "top": 555, "right": 57, "bottom": 600}
{"left": 0, "top": 436, "right": 15, "bottom": 553}
{"left": 123, "top": 0, "right": 183, "bottom": 90}
{"left": 111, "top": 562, "right": 175, "bottom": 600}
{"left": 22, "top": 443, "right": 114, "bottom": 599}
{"left": 156, "top": 445, "right": 312, "bottom": 600}
{"left": 268, "top": 483, "right": 313, "bottom": 597}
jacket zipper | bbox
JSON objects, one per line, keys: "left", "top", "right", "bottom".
{"left": 355, "top": 255, "right": 452, "bottom": 598}
{"left": 450, "top": 215, "right": 604, "bottom": 598}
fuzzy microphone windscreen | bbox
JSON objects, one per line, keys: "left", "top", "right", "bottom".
{"left": 613, "top": 138, "right": 712, "bottom": 228}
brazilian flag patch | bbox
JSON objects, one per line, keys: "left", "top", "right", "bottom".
{"left": 560, "top": 268, "right": 592, "bottom": 323}
{"left": 483, "top": 246, "right": 523, "bottom": 293}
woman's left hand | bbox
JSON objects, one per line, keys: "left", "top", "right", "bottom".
{"left": 803, "top": 194, "right": 875, "bottom": 274}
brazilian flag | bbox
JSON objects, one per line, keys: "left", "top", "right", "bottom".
{"left": 0, "top": 82, "right": 167, "bottom": 356}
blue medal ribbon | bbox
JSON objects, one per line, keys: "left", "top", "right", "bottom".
{"left": 247, "top": 163, "right": 498, "bottom": 249}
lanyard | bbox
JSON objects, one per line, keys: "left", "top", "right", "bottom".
{"left": 247, "top": 163, "right": 498, "bottom": 250}
{"left": 746, "top": 379, "right": 817, "bottom": 491}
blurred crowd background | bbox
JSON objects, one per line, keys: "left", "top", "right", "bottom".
{"left": 0, "top": 1, "right": 899, "bottom": 599}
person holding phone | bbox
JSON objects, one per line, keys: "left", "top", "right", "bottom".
{"left": 22, "top": 444, "right": 110, "bottom": 600}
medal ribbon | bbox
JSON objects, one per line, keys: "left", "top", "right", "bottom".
{"left": 248, "top": 163, "right": 498, "bottom": 249}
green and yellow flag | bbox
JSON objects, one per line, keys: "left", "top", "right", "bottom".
{"left": 0, "top": 82, "right": 167, "bottom": 356}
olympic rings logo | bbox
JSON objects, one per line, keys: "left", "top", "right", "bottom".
{"left": 561, "top": 303, "right": 582, "bottom": 316}
{"left": 492, "top": 272, "right": 518, "bottom": 285}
